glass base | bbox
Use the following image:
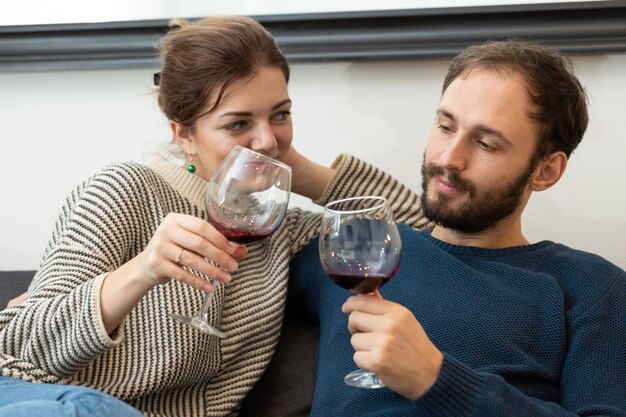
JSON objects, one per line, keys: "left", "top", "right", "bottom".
{"left": 344, "top": 368, "right": 386, "bottom": 389}
{"left": 170, "top": 313, "right": 227, "bottom": 339}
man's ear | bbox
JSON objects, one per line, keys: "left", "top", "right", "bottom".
{"left": 530, "top": 151, "right": 568, "bottom": 192}
{"left": 169, "top": 121, "right": 195, "bottom": 155}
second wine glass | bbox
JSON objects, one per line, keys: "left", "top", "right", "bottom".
{"left": 170, "top": 145, "right": 292, "bottom": 338}
{"left": 319, "top": 196, "right": 402, "bottom": 388}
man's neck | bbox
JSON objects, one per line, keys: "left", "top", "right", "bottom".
{"left": 430, "top": 217, "right": 529, "bottom": 249}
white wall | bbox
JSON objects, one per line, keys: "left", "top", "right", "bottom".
{"left": 2, "top": 0, "right": 606, "bottom": 25}
{"left": 1, "top": 53, "right": 625, "bottom": 270}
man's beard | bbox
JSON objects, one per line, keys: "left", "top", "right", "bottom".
{"left": 420, "top": 156, "right": 535, "bottom": 234}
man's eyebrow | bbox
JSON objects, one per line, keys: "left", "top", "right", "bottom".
{"left": 436, "top": 108, "right": 512, "bottom": 145}
{"left": 474, "top": 124, "right": 512, "bottom": 146}
{"left": 436, "top": 109, "right": 455, "bottom": 121}
{"left": 218, "top": 99, "right": 292, "bottom": 118}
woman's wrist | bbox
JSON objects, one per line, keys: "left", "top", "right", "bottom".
{"left": 286, "top": 148, "right": 335, "bottom": 201}
{"left": 100, "top": 256, "right": 155, "bottom": 334}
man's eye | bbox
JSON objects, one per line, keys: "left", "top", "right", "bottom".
{"left": 438, "top": 124, "right": 452, "bottom": 133}
{"left": 478, "top": 141, "right": 494, "bottom": 151}
{"left": 224, "top": 121, "right": 247, "bottom": 131}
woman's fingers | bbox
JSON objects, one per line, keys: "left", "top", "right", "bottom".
{"left": 172, "top": 246, "right": 232, "bottom": 284}
{"left": 169, "top": 215, "right": 247, "bottom": 270}
{"left": 178, "top": 214, "right": 245, "bottom": 254}
{"left": 145, "top": 213, "right": 250, "bottom": 289}
{"left": 7, "top": 291, "right": 27, "bottom": 308}
{"left": 166, "top": 255, "right": 215, "bottom": 293}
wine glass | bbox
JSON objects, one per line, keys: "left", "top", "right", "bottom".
{"left": 170, "top": 145, "right": 292, "bottom": 338}
{"left": 319, "top": 196, "right": 402, "bottom": 389}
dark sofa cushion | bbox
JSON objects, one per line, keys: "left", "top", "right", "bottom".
{"left": 0, "top": 270, "right": 33, "bottom": 308}
{"left": 239, "top": 304, "right": 318, "bottom": 417}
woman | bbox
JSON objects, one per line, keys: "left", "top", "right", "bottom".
{"left": 0, "top": 16, "right": 427, "bottom": 417}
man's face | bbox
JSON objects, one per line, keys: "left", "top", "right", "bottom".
{"left": 421, "top": 68, "right": 540, "bottom": 233}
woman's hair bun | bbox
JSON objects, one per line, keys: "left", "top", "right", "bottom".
{"left": 168, "top": 18, "right": 191, "bottom": 31}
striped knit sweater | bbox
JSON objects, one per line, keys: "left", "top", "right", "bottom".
{"left": 0, "top": 153, "right": 429, "bottom": 417}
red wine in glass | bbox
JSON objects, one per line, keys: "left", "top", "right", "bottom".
{"left": 208, "top": 215, "right": 274, "bottom": 244}
{"left": 327, "top": 269, "right": 398, "bottom": 294}
{"left": 319, "top": 196, "right": 402, "bottom": 389}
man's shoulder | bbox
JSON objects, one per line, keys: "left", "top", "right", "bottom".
{"left": 538, "top": 242, "right": 625, "bottom": 311}
{"left": 543, "top": 242, "right": 624, "bottom": 277}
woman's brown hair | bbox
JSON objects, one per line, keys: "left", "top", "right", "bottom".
{"left": 156, "top": 16, "right": 290, "bottom": 131}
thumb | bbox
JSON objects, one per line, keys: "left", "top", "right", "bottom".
{"left": 371, "top": 289, "right": 383, "bottom": 299}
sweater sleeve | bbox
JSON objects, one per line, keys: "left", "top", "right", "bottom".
{"left": 0, "top": 164, "right": 154, "bottom": 379}
{"left": 284, "top": 154, "right": 430, "bottom": 257}
{"left": 415, "top": 271, "right": 626, "bottom": 417}
{"left": 313, "top": 154, "right": 431, "bottom": 230}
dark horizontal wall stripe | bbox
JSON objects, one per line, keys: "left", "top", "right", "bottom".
{"left": 1, "top": 1, "right": 625, "bottom": 72}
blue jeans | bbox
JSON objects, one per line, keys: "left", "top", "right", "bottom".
{"left": 0, "top": 377, "right": 143, "bottom": 417}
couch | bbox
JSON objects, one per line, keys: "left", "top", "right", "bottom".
{"left": 0, "top": 270, "right": 317, "bottom": 416}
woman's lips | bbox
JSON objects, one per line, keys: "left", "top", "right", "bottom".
{"left": 246, "top": 161, "right": 269, "bottom": 170}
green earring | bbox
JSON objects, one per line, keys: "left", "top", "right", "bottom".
{"left": 187, "top": 156, "right": 196, "bottom": 173}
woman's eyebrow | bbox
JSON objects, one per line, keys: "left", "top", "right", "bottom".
{"left": 219, "top": 99, "right": 292, "bottom": 118}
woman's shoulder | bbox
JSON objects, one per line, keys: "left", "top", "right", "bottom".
{"left": 82, "top": 161, "right": 173, "bottom": 193}
{"left": 94, "top": 160, "right": 164, "bottom": 182}
{"left": 67, "top": 161, "right": 178, "bottom": 212}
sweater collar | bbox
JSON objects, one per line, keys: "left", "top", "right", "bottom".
{"left": 147, "top": 153, "right": 208, "bottom": 210}
{"left": 420, "top": 228, "right": 553, "bottom": 257}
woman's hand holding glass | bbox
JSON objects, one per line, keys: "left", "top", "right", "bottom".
{"left": 138, "top": 212, "right": 247, "bottom": 292}
{"left": 170, "top": 146, "right": 291, "bottom": 338}
{"left": 99, "top": 212, "right": 248, "bottom": 335}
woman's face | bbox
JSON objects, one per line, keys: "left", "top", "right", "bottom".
{"left": 172, "top": 66, "right": 293, "bottom": 181}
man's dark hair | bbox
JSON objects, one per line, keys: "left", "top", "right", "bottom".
{"left": 443, "top": 40, "right": 588, "bottom": 159}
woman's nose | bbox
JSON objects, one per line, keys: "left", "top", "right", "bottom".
{"left": 251, "top": 122, "right": 278, "bottom": 153}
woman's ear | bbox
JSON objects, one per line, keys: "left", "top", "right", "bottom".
{"left": 530, "top": 151, "right": 568, "bottom": 192}
{"left": 169, "top": 121, "right": 195, "bottom": 154}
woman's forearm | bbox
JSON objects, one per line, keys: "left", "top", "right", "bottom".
{"left": 287, "top": 148, "right": 336, "bottom": 201}
{"left": 100, "top": 254, "right": 155, "bottom": 334}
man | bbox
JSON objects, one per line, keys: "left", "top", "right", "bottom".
{"left": 289, "top": 40, "right": 626, "bottom": 416}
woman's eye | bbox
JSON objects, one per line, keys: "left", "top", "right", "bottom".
{"left": 224, "top": 121, "right": 247, "bottom": 131}
{"left": 274, "top": 111, "right": 291, "bottom": 121}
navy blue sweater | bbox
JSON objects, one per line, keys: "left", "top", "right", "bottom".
{"left": 289, "top": 225, "right": 626, "bottom": 416}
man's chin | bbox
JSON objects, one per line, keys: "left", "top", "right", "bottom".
{"left": 427, "top": 194, "right": 467, "bottom": 214}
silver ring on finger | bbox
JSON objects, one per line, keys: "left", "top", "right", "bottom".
{"left": 175, "top": 248, "right": 184, "bottom": 264}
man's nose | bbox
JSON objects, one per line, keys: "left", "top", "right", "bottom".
{"left": 438, "top": 135, "right": 468, "bottom": 171}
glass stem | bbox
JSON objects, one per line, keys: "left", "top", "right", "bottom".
{"left": 194, "top": 280, "right": 217, "bottom": 320}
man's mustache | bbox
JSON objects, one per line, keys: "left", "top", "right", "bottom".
{"left": 422, "top": 163, "right": 474, "bottom": 193}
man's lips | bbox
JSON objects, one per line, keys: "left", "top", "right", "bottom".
{"left": 434, "top": 176, "right": 466, "bottom": 194}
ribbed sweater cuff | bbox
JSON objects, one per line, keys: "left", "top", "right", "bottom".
{"left": 93, "top": 273, "right": 125, "bottom": 347}
{"left": 415, "top": 354, "right": 485, "bottom": 417}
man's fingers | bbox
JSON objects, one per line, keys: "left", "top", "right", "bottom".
{"left": 347, "top": 310, "right": 378, "bottom": 334}
{"left": 342, "top": 293, "right": 389, "bottom": 315}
